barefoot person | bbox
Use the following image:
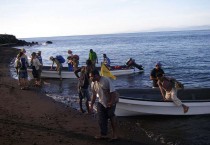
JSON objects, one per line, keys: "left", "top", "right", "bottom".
{"left": 157, "top": 73, "right": 189, "bottom": 113}
{"left": 89, "top": 69, "right": 118, "bottom": 141}
{"left": 49, "top": 56, "right": 63, "bottom": 80}
{"left": 74, "top": 60, "right": 94, "bottom": 113}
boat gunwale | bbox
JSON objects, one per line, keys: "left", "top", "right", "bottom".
{"left": 119, "top": 96, "right": 210, "bottom": 103}
{"left": 117, "top": 88, "right": 210, "bottom": 103}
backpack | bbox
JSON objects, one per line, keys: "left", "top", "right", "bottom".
{"left": 166, "top": 77, "right": 184, "bottom": 89}
{"left": 14, "top": 58, "right": 19, "bottom": 68}
{"left": 73, "top": 55, "right": 79, "bottom": 60}
{"left": 174, "top": 80, "right": 184, "bottom": 89}
{"left": 56, "top": 55, "right": 65, "bottom": 63}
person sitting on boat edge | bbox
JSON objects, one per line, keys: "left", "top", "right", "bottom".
{"left": 49, "top": 56, "right": 63, "bottom": 80}
{"left": 156, "top": 73, "right": 189, "bottom": 113}
{"left": 103, "top": 54, "right": 111, "bottom": 68}
{"left": 150, "top": 62, "right": 165, "bottom": 88}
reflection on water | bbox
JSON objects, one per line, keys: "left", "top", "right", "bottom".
{"left": 119, "top": 115, "right": 210, "bottom": 145}
{"left": 41, "top": 79, "right": 79, "bottom": 109}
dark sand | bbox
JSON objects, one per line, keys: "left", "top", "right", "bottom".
{"left": 0, "top": 46, "right": 158, "bottom": 145}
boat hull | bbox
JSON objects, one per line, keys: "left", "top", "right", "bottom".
{"left": 27, "top": 66, "right": 143, "bottom": 79}
{"left": 27, "top": 68, "right": 77, "bottom": 79}
{"left": 116, "top": 88, "right": 210, "bottom": 116}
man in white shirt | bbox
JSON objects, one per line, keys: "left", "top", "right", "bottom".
{"left": 89, "top": 69, "right": 118, "bottom": 141}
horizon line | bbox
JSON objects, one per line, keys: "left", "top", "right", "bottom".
{"left": 18, "top": 27, "right": 210, "bottom": 39}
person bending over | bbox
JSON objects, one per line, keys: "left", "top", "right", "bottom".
{"left": 157, "top": 73, "right": 189, "bottom": 113}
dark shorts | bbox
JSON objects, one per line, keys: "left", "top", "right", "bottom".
{"left": 68, "top": 63, "right": 73, "bottom": 71}
{"left": 19, "top": 69, "right": 28, "bottom": 79}
{"left": 32, "top": 66, "right": 39, "bottom": 79}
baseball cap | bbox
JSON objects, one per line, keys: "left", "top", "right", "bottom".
{"left": 156, "top": 62, "right": 162, "bottom": 67}
{"left": 20, "top": 48, "right": 26, "bottom": 53}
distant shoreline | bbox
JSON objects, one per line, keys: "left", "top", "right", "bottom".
{"left": 19, "top": 28, "right": 210, "bottom": 39}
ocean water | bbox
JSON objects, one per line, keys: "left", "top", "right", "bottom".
{"left": 13, "top": 30, "right": 210, "bottom": 145}
{"left": 23, "top": 30, "right": 210, "bottom": 88}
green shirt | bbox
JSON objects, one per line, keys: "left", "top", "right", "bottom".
{"left": 89, "top": 52, "right": 97, "bottom": 61}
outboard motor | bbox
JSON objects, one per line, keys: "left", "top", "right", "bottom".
{"left": 126, "top": 58, "right": 143, "bottom": 70}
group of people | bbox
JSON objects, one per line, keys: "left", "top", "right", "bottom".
{"left": 66, "top": 50, "right": 79, "bottom": 71}
{"left": 15, "top": 48, "right": 43, "bottom": 89}
{"left": 49, "top": 50, "right": 77, "bottom": 81}
{"left": 89, "top": 49, "right": 111, "bottom": 67}
{"left": 15, "top": 48, "right": 189, "bottom": 141}
{"left": 74, "top": 59, "right": 118, "bottom": 141}
{"left": 69, "top": 49, "right": 117, "bottom": 141}
{"left": 49, "top": 49, "right": 111, "bottom": 80}
{"left": 14, "top": 48, "right": 117, "bottom": 140}
{"left": 75, "top": 60, "right": 189, "bottom": 141}
{"left": 66, "top": 49, "right": 117, "bottom": 140}
{"left": 72, "top": 51, "right": 189, "bottom": 141}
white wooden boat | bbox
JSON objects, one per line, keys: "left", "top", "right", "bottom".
{"left": 116, "top": 88, "right": 210, "bottom": 116}
{"left": 27, "top": 65, "right": 144, "bottom": 79}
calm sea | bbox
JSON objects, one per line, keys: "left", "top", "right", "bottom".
{"left": 13, "top": 30, "right": 210, "bottom": 145}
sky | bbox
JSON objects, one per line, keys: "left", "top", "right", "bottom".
{"left": 1, "top": 0, "right": 210, "bottom": 38}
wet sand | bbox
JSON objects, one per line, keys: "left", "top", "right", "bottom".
{"left": 0, "top": 46, "right": 159, "bottom": 145}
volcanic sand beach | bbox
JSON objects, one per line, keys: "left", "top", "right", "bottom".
{"left": 0, "top": 46, "right": 159, "bottom": 145}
